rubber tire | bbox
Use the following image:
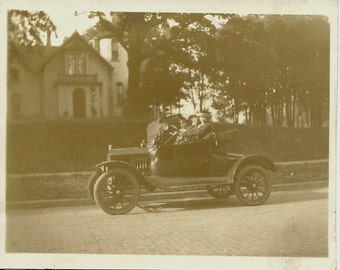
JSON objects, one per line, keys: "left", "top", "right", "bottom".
{"left": 94, "top": 168, "right": 140, "bottom": 215}
{"left": 87, "top": 170, "right": 102, "bottom": 201}
{"left": 206, "top": 184, "right": 234, "bottom": 199}
{"left": 234, "top": 165, "right": 272, "bottom": 206}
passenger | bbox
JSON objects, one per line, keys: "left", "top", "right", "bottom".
{"left": 179, "top": 117, "right": 188, "bottom": 133}
{"left": 181, "top": 115, "right": 199, "bottom": 144}
{"left": 177, "top": 113, "right": 214, "bottom": 144}
{"left": 195, "top": 112, "right": 213, "bottom": 140}
{"left": 174, "top": 117, "right": 189, "bottom": 144}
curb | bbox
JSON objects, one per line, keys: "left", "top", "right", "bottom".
{"left": 7, "top": 159, "right": 329, "bottom": 178}
{"left": 6, "top": 180, "right": 328, "bottom": 210}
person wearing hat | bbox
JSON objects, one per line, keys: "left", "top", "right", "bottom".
{"left": 194, "top": 112, "right": 213, "bottom": 140}
{"left": 174, "top": 117, "right": 189, "bottom": 144}
{"left": 177, "top": 112, "right": 213, "bottom": 144}
{"left": 176, "top": 115, "right": 198, "bottom": 144}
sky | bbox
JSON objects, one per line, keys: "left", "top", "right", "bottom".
{"left": 47, "top": 11, "right": 99, "bottom": 46}
{"left": 46, "top": 11, "right": 226, "bottom": 46}
{"left": 26, "top": 0, "right": 336, "bottom": 46}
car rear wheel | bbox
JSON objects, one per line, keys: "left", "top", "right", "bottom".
{"left": 234, "top": 165, "right": 272, "bottom": 206}
{"left": 206, "top": 184, "right": 234, "bottom": 199}
{"left": 94, "top": 168, "right": 140, "bottom": 215}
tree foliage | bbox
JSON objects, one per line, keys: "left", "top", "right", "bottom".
{"left": 86, "top": 13, "right": 329, "bottom": 126}
{"left": 214, "top": 14, "right": 329, "bottom": 127}
{"left": 8, "top": 10, "right": 57, "bottom": 46}
{"left": 89, "top": 12, "right": 226, "bottom": 116}
{"left": 213, "top": 15, "right": 272, "bottom": 124}
{"left": 139, "top": 57, "right": 185, "bottom": 113}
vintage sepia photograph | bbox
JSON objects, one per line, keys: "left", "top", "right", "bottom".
{"left": 1, "top": 0, "right": 338, "bottom": 269}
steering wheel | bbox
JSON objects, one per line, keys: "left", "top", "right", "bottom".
{"left": 167, "top": 124, "right": 179, "bottom": 134}
{"left": 163, "top": 130, "right": 179, "bottom": 145}
{"left": 162, "top": 123, "right": 180, "bottom": 145}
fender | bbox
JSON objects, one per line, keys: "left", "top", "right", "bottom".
{"left": 225, "top": 154, "right": 277, "bottom": 184}
{"left": 94, "top": 161, "right": 155, "bottom": 192}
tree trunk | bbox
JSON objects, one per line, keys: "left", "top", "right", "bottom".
{"left": 287, "top": 100, "right": 295, "bottom": 127}
{"left": 234, "top": 111, "right": 239, "bottom": 124}
{"left": 279, "top": 101, "right": 284, "bottom": 126}
{"left": 244, "top": 108, "right": 249, "bottom": 124}
{"left": 233, "top": 98, "right": 239, "bottom": 124}
{"left": 286, "top": 99, "right": 291, "bottom": 126}
{"left": 249, "top": 106, "right": 252, "bottom": 124}
{"left": 199, "top": 73, "right": 208, "bottom": 113}
{"left": 199, "top": 94, "right": 204, "bottom": 112}
{"left": 189, "top": 88, "right": 196, "bottom": 111}
{"left": 292, "top": 95, "right": 296, "bottom": 127}
{"left": 270, "top": 105, "right": 275, "bottom": 126}
{"left": 261, "top": 103, "right": 266, "bottom": 125}
{"left": 311, "top": 104, "right": 322, "bottom": 127}
{"left": 126, "top": 50, "right": 143, "bottom": 116}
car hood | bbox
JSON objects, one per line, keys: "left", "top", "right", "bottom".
{"left": 109, "top": 146, "right": 154, "bottom": 156}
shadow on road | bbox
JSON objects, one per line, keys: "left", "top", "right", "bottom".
{"left": 137, "top": 189, "right": 328, "bottom": 213}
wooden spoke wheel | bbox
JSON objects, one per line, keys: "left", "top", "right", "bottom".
{"left": 87, "top": 170, "right": 102, "bottom": 201}
{"left": 94, "top": 168, "right": 140, "bottom": 215}
{"left": 234, "top": 165, "right": 272, "bottom": 206}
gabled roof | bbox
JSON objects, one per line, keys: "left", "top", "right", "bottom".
{"left": 44, "top": 31, "right": 113, "bottom": 71}
{"left": 9, "top": 43, "right": 58, "bottom": 72}
{"left": 9, "top": 31, "right": 113, "bottom": 72}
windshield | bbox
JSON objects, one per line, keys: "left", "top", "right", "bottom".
{"left": 146, "top": 119, "right": 162, "bottom": 146}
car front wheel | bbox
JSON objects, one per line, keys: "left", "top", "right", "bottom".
{"left": 87, "top": 170, "right": 102, "bottom": 201}
{"left": 234, "top": 165, "right": 272, "bottom": 206}
{"left": 94, "top": 168, "right": 140, "bottom": 215}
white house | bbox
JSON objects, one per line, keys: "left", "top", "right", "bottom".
{"left": 7, "top": 31, "right": 129, "bottom": 119}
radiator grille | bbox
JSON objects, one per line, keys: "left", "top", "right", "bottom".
{"left": 130, "top": 156, "right": 150, "bottom": 173}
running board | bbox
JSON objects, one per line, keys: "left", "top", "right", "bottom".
{"left": 145, "top": 176, "right": 228, "bottom": 189}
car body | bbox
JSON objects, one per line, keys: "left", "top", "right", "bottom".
{"left": 88, "top": 119, "right": 277, "bottom": 215}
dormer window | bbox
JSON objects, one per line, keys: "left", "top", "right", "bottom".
{"left": 66, "top": 53, "right": 86, "bottom": 75}
{"left": 111, "top": 39, "right": 118, "bottom": 61}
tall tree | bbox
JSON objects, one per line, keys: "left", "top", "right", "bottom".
{"left": 214, "top": 14, "right": 329, "bottom": 127}
{"left": 265, "top": 15, "right": 330, "bottom": 127}
{"left": 139, "top": 56, "right": 185, "bottom": 116}
{"left": 214, "top": 14, "right": 274, "bottom": 124}
{"left": 89, "top": 12, "right": 223, "bottom": 116}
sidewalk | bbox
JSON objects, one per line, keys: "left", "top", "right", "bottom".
{"left": 7, "top": 180, "right": 328, "bottom": 210}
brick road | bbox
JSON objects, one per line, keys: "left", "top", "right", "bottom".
{"left": 6, "top": 187, "right": 328, "bottom": 257}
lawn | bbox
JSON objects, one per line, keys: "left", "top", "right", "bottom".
{"left": 6, "top": 119, "right": 329, "bottom": 174}
{"left": 6, "top": 162, "right": 328, "bottom": 201}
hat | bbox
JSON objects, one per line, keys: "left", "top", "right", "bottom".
{"left": 197, "top": 112, "right": 211, "bottom": 119}
{"left": 188, "top": 114, "right": 198, "bottom": 121}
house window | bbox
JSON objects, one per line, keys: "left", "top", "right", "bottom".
{"left": 116, "top": 82, "right": 125, "bottom": 106}
{"left": 66, "top": 53, "right": 86, "bottom": 75}
{"left": 111, "top": 39, "right": 118, "bottom": 61}
{"left": 11, "top": 93, "right": 21, "bottom": 117}
{"left": 10, "top": 58, "right": 19, "bottom": 81}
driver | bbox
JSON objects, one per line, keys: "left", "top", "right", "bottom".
{"left": 176, "top": 113, "right": 214, "bottom": 144}
{"left": 174, "top": 117, "right": 189, "bottom": 144}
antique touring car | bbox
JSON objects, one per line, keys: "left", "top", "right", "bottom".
{"left": 88, "top": 119, "right": 277, "bottom": 215}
